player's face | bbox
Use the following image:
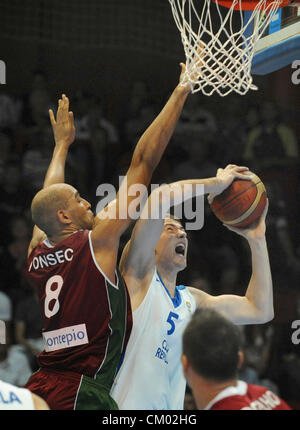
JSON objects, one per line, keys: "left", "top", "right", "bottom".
{"left": 155, "top": 218, "right": 188, "bottom": 271}
{"left": 67, "top": 190, "right": 94, "bottom": 230}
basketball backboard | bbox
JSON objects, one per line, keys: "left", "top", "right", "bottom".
{"left": 251, "top": 5, "right": 300, "bottom": 74}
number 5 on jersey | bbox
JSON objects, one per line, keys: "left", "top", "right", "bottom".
{"left": 44, "top": 275, "right": 64, "bottom": 318}
{"left": 166, "top": 312, "right": 179, "bottom": 335}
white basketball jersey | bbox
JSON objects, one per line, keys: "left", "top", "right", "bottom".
{"left": 0, "top": 380, "right": 35, "bottom": 410}
{"left": 111, "top": 269, "right": 196, "bottom": 410}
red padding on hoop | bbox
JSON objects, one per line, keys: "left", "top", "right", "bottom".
{"left": 213, "top": 0, "right": 290, "bottom": 10}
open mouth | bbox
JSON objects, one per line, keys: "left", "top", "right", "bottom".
{"left": 175, "top": 243, "right": 185, "bottom": 256}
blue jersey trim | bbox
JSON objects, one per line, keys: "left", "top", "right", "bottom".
{"left": 156, "top": 272, "right": 186, "bottom": 308}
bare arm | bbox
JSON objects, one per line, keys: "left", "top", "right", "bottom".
{"left": 93, "top": 64, "right": 190, "bottom": 242}
{"left": 90, "top": 65, "right": 193, "bottom": 280}
{"left": 28, "top": 94, "right": 75, "bottom": 256}
{"left": 15, "top": 321, "right": 35, "bottom": 353}
{"left": 189, "top": 201, "right": 274, "bottom": 324}
{"left": 120, "top": 165, "right": 251, "bottom": 301}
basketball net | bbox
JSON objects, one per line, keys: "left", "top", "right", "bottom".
{"left": 168, "top": 0, "right": 283, "bottom": 96}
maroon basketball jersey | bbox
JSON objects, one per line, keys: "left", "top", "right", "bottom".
{"left": 208, "top": 381, "right": 291, "bottom": 410}
{"left": 27, "top": 230, "right": 132, "bottom": 389}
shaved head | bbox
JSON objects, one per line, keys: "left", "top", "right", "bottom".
{"left": 31, "top": 184, "right": 76, "bottom": 236}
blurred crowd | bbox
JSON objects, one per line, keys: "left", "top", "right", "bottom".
{"left": 0, "top": 71, "right": 300, "bottom": 409}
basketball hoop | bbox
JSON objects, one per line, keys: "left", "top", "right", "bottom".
{"left": 168, "top": 0, "right": 290, "bottom": 96}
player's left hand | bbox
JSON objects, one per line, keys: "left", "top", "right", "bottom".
{"left": 208, "top": 164, "right": 252, "bottom": 204}
{"left": 49, "top": 93, "right": 75, "bottom": 147}
{"left": 223, "top": 199, "right": 269, "bottom": 241}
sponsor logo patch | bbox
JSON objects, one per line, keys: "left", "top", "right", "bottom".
{"left": 43, "top": 323, "right": 88, "bottom": 352}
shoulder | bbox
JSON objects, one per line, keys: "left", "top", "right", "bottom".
{"left": 187, "top": 286, "right": 212, "bottom": 308}
{"left": 177, "top": 285, "right": 196, "bottom": 304}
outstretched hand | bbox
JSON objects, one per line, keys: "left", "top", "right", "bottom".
{"left": 223, "top": 199, "right": 269, "bottom": 241}
{"left": 178, "top": 41, "right": 205, "bottom": 94}
{"left": 49, "top": 94, "right": 75, "bottom": 147}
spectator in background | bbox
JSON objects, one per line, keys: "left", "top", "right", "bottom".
{"left": 0, "top": 216, "right": 31, "bottom": 304}
{"left": 74, "top": 92, "right": 119, "bottom": 144}
{"left": 243, "top": 100, "right": 299, "bottom": 234}
{"left": 176, "top": 94, "right": 217, "bottom": 138}
{"left": 243, "top": 101, "right": 298, "bottom": 167}
{"left": 176, "top": 136, "right": 217, "bottom": 179}
{"left": 69, "top": 92, "right": 120, "bottom": 197}
{"left": 24, "top": 71, "right": 54, "bottom": 127}
{"left": 0, "top": 132, "right": 12, "bottom": 184}
{"left": 14, "top": 288, "right": 44, "bottom": 371}
{"left": 0, "top": 162, "right": 32, "bottom": 220}
{"left": 238, "top": 324, "right": 279, "bottom": 394}
{"left": 127, "top": 80, "right": 149, "bottom": 120}
{"left": 173, "top": 98, "right": 218, "bottom": 180}
{"left": 0, "top": 91, "right": 22, "bottom": 130}
{"left": 21, "top": 120, "right": 54, "bottom": 191}
{"left": 125, "top": 103, "right": 158, "bottom": 149}
{"left": 89, "top": 126, "right": 110, "bottom": 201}
{"left": 15, "top": 71, "right": 55, "bottom": 191}
{"left": 123, "top": 80, "right": 150, "bottom": 143}
{"left": 0, "top": 291, "right": 12, "bottom": 345}
{"left": 260, "top": 181, "right": 300, "bottom": 285}
{"left": 214, "top": 96, "right": 249, "bottom": 165}
{"left": 0, "top": 292, "right": 32, "bottom": 387}
{"left": 0, "top": 343, "right": 33, "bottom": 388}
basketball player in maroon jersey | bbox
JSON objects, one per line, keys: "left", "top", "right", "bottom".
{"left": 182, "top": 308, "right": 291, "bottom": 410}
{"left": 25, "top": 64, "right": 192, "bottom": 410}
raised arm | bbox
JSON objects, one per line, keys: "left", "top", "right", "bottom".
{"left": 28, "top": 94, "right": 75, "bottom": 256}
{"left": 91, "top": 64, "right": 192, "bottom": 249}
{"left": 189, "top": 201, "right": 274, "bottom": 325}
{"left": 120, "top": 165, "right": 251, "bottom": 300}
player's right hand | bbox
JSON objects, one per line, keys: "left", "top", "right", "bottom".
{"left": 223, "top": 199, "right": 269, "bottom": 241}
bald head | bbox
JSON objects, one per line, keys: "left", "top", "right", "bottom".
{"left": 31, "top": 184, "right": 76, "bottom": 236}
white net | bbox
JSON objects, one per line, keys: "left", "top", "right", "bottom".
{"left": 168, "top": 0, "right": 282, "bottom": 96}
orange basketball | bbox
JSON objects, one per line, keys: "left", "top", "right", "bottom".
{"left": 210, "top": 172, "right": 267, "bottom": 228}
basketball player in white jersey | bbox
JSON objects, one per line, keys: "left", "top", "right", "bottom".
{"left": 110, "top": 166, "right": 273, "bottom": 410}
{"left": 0, "top": 379, "right": 49, "bottom": 410}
